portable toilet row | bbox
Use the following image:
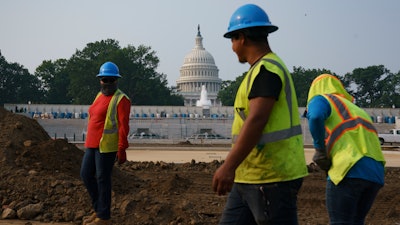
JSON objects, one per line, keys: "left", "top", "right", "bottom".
{"left": 29, "top": 111, "right": 88, "bottom": 119}
{"left": 373, "top": 115, "right": 396, "bottom": 124}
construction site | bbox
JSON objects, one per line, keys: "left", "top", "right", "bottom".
{"left": 1, "top": 105, "right": 400, "bottom": 224}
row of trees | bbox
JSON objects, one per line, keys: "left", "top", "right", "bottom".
{"left": 1, "top": 39, "right": 399, "bottom": 107}
{"left": 0, "top": 39, "right": 183, "bottom": 106}
{"left": 218, "top": 65, "right": 400, "bottom": 108}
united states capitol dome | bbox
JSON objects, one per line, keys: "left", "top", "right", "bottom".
{"left": 176, "top": 25, "right": 222, "bottom": 107}
{"left": 182, "top": 44, "right": 215, "bottom": 65}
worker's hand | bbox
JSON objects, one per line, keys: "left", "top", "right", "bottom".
{"left": 212, "top": 164, "right": 235, "bottom": 196}
{"left": 116, "top": 149, "right": 127, "bottom": 164}
{"left": 313, "top": 148, "right": 331, "bottom": 171}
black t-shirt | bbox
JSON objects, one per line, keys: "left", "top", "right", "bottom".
{"left": 248, "top": 65, "right": 282, "bottom": 100}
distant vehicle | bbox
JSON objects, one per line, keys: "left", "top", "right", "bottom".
{"left": 129, "top": 132, "right": 164, "bottom": 139}
{"left": 207, "top": 134, "right": 231, "bottom": 139}
{"left": 186, "top": 133, "right": 230, "bottom": 140}
{"left": 378, "top": 129, "right": 400, "bottom": 145}
{"left": 188, "top": 134, "right": 207, "bottom": 140}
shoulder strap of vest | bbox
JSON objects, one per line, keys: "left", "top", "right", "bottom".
{"left": 93, "top": 92, "right": 102, "bottom": 102}
{"left": 240, "top": 58, "right": 294, "bottom": 125}
{"left": 103, "top": 89, "right": 122, "bottom": 134}
{"left": 263, "top": 59, "right": 294, "bottom": 125}
{"left": 243, "top": 58, "right": 293, "bottom": 124}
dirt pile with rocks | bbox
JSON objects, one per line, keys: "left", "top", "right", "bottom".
{"left": 0, "top": 107, "right": 399, "bottom": 225}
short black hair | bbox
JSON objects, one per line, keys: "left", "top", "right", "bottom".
{"left": 241, "top": 27, "right": 270, "bottom": 42}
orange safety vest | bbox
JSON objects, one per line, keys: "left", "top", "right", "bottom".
{"left": 322, "top": 94, "right": 385, "bottom": 184}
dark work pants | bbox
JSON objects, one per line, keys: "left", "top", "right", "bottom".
{"left": 80, "top": 148, "right": 116, "bottom": 220}
{"left": 219, "top": 178, "right": 303, "bottom": 225}
{"left": 326, "top": 178, "right": 382, "bottom": 225}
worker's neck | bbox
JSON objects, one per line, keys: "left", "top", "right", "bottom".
{"left": 248, "top": 49, "right": 272, "bottom": 66}
{"left": 249, "top": 47, "right": 272, "bottom": 66}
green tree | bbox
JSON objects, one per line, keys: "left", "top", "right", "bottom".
{"left": 0, "top": 51, "right": 43, "bottom": 106}
{"left": 116, "top": 45, "right": 183, "bottom": 105}
{"left": 291, "top": 67, "right": 334, "bottom": 107}
{"left": 65, "top": 39, "right": 183, "bottom": 105}
{"left": 343, "top": 65, "right": 392, "bottom": 107}
{"left": 390, "top": 71, "right": 400, "bottom": 108}
{"left": 35, "top": 59, "right": 71, "bottom": 104}
{"left": 67, "top": 39, "right": 121, "bottom": 104}
{"left": 217, "top": 73, "right": 246, "bottom": 106}
{"left": 378, "top": 72, "right": 399, "bottom": 108}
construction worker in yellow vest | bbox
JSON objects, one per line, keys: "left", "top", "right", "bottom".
{"left": 81, "top": 62, "right": 131, "bottom": 225}
{"left": 212, "top": 4, "right": 308, "bottom": 225}
{"left": 306, "top": 74, "right": 385, "bottom": 224}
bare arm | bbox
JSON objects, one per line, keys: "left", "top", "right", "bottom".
{"left": 212, "top": 96, "right": 275, "bottom": 195}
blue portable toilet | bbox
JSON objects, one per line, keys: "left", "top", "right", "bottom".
{"left": 81, "top": 112, "right": 88, "bottom": 119}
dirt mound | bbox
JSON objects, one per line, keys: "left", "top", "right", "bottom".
{"left": 0, "top": 107, "right": 399, "bottom": 224}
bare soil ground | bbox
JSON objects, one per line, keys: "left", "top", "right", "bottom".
{"left": 1, "top": 107, "right": 399, "bottom": 225}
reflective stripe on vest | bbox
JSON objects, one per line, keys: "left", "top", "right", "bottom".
{"left": 103, "top": 91, "right": 121, "bottom": 135}
{"left": 233, "top": 58, "right": 302, "bottom": 145}
{"left": 325, "top": 94, "right": 377, "bottom": 153}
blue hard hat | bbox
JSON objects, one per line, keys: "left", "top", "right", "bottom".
{"left": 96, "top": 61, "right": 122, "bottom": 78}
{"left": 224, "top": 4, "right": 278, "bottom": 38}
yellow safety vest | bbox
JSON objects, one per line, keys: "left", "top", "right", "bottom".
{"left": 322, "top": 94, "right": 385, "bottom": 185}
{"left": 93, "top": 89, "right": 128, "bottom": 153}
{"left": 232, "top": 53, "right": 308, "bottom": 183}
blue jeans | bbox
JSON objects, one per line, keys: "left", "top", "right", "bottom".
{"left": 80, "top": 148, "right": 116, "bottom": 220}
{"left": 326, "top": 178, "right": 382, "bottom": 225}
{"left": 219, "top": 178, "right": 303, "bottom": 225}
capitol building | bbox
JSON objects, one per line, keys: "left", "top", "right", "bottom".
{"left": 176, "top": 25, "right": 222, "bottom": 106}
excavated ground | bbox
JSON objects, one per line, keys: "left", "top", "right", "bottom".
{"left": 0, "top": 107, "right": 399, "bottom": 225}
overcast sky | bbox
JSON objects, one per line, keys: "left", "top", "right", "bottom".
{"left": 1, "top": 0, "right": 399, "bottom": 87}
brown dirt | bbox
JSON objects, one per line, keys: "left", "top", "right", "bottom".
{"left": 0, "top": 107, "right": 399, "bottom": 225}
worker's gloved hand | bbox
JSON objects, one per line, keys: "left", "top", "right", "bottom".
{"left": 313, "top": 148, "right": 331, "bottom": 171}
{"left": 116, "top": 149, "right": 127, "bottom": 164}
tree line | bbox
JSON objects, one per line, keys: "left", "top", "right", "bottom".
{"left": 1, "top": 39, "right": 399, "bottom": 108}
{"left": 0, "top": 39, "right": 183, "bottom": 106}
{"left": 218, "top": 65, "right": 400, "bottom": 108}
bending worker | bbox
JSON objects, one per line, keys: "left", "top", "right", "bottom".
{"left": 212, "top": 4, "right": 308, "bottom": 225}
{"left": 80, "top": 61, "right": 131, "bottom": 225}
{"left": 306, "top": 74, "right": 385, "bottom": 224}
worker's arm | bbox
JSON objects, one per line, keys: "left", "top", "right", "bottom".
{"left": 307, "top": 95, "right": 331, "bottom": 149}
{"left": 307, "top": 95, "right": 331, "bottom": 171}
{"left": 116, "top": 96, "right": 131, "bottom": 164}
{"left": 212, "top": 96, "right": 275, "bottom": 195}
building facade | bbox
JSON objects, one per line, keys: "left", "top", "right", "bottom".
{"left": 176, "top": 25, "right": 222, "bottom": 106}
